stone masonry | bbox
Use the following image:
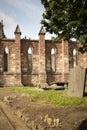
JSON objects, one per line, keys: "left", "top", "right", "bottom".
{"left": 0, "top": 21, "right": 87, "bottom": 87}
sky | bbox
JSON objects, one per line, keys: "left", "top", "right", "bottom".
{"left": 0, "top": 0, "right": 52, "bottom": 39}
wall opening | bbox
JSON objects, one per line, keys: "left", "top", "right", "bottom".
{"left": 4, "top": 46, "right": 9, "bottom": 71}
{"left": 27, "top": 47, "right": 33, "bottom": 73}
{"left": 51, "top": 47, "right": 56, "bottom": 72}
{"left": 73, "top": 48, "right": 78, "bottom": 67}
{"left": 69, "top": 48, "right": 78, "bottom": 69}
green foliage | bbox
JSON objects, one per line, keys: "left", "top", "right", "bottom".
{"left": 41, "top": 0, "right": 87, "bottom": 53}
{"left": 6, "top": 86, "right": 87, "bottom": 106}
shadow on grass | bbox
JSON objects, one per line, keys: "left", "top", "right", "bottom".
{"left": 76, "top": 119, "right": 87, "bottom": 130}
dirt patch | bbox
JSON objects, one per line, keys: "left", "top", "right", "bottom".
{"left": 0, "top": 107, "right": 14, "bottom": 130}
{"left": 0, "top": 88, "right": 87, "bottom": 130}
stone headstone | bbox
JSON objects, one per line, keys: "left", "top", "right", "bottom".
{"left": 68, "top": 66, "right": 86, "bottom": 97}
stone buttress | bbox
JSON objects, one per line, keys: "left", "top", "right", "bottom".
{"left": 38, "top": 27, "right": 48, "bottom": 87}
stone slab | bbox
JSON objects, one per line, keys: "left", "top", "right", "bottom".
{"left": 0, "top": 107, "right": 14, "bottom": 130}
{"left": 68, "top": 66, "right": 86, "bottom": 97}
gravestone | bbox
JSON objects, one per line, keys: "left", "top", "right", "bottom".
{"left": 68, "top": 66, "right": 86, "bottom": 97}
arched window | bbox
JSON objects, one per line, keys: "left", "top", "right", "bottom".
{"left": 4, "top": 47, "right": 9, "bottom": 71}
{"left": 73, "top": 48, "right": 78, "bottom": 67}
{"left": 28, "top": 47, "right": 32, "bottom": 54}
{"left": 27, "top": 47, "right": 33, "bottom": 72}
{"left": 51, "top": 47, "right": 56, "bottom": 72}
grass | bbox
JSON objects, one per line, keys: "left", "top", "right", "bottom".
{"left": 6, "top": 86, "right": 87, "bottom": 106}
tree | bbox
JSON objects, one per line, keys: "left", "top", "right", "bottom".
{"left": 41, "top": 0, "right": 87, "bottom": 53}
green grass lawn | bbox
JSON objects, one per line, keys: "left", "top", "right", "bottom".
{"left": 6, "top": 86, "right": 87, "bottom": 106}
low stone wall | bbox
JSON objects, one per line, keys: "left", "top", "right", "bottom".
{"left": 0, "top": 73, "right": 22, "bottom": 86}
{"left": 47, "top": 73, "right": 69, "bottom": 85}
{"left": 0, "top": 72, "right": 86, "bottom": 87}
{"left": 21, "top": 74, "right": 39, "bottom": 86}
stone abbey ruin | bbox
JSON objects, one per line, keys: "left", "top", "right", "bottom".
{"left": 0, "top": 20, "right": 87, "bottom": 87}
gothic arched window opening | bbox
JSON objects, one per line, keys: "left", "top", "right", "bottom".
{"left": 73, "top": 48, "right": 78, "bottom": 67}
{"left": 27, "top": 47, "right": 33, "bottom": 73}
{"left": 4, "top": 46, "right": 9, "bottom": 71}
{"left": 51, "top": 47, "right": 56, "bottom": 72}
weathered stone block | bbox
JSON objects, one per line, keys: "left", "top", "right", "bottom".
{"left": 68, "top": 66, "right": 86, "bottom": 97}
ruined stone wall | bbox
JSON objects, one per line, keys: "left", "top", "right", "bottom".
{"left": 0, "top": 39, "right": 22, "bottom": 86}
{"left": 21, "top": 39, "right": 39, "bottom": 86}
{"left": 0, "top": 21, "right": 87, "bottom": 87}
{"left": 45, "top": 40, "right": 69, "bottom": 84}
{"left": 0, "top": 32, "right": 87, "bottom": 86}
{"left": 68, "top": 41, "right": 87, "bottom": 86}
{"left": 68, "top": 41, "right": 87, "bottom": 69}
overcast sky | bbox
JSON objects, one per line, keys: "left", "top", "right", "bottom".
{"left": 0, "top": 0, "right": 52, "bottom": 39}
